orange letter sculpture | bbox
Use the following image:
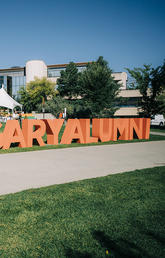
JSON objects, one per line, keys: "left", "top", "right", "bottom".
{"left": 92, "top": 118, "right": 114, "bottom": 142}
{"left": 0, "top": 118, "right": 151, "bottom": 149}
{"left": 22, "top": 119, "right": 46, "bottom": 147}
{"left": 2, "top": 120, "right": 26, "bottom": 149}
{"left": 113, "top": 118, "right": 129, "bottom": 141}
{"left": 79, "top": 119, "right": 98, "bottom": 143}
{"left": 142, "top": 118, "right": 150, "bottom": 139}
{"left": 129, "top": 118, "right": 143, "bottom": 140}
{"left": 43, "top": 119, "right": 64, "bottom": 145}
{"left": 61, "top": 119, "right": 84, "bottom": 144}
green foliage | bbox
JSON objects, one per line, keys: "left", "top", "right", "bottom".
{"left": 156, "top": 91, "right": 165, "bottom": 116}
{"left": 126, "top": 61, "right": 165, "bottom": 117}
{"left": 0, "top": 167, "right": 164, "bottom": 257}
{"left": 27, "top": 77, "right": 56, "bottom": 107}
{"left": 0, "top": 122, "right": 5, "bottom": 133}
{"left": 57, "top": 57, "right": 120, "bottom": 118}
{"left": 18, "top": 87, "right": 35, "bottom": 113}
{"left": 79, "top": 56, "right": 120, "bottom": 118}
{"left": 19, "top": 77, "right": 56, "bottom": 112}
{"left": 57, "top": 62, "right": 80, "bottom": 99}
{"left": 37, "top": 95, "right": 74, "bottom": 118}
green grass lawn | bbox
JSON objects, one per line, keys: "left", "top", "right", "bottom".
{"left": 0, "top": 166, "right": 164, "bottom": 258}
{"left": 150, "top": 125, "right": 165, "bottom": 133}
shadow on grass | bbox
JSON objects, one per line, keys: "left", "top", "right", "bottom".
{"left": 65, "top": 229, "right": 163, "bottom": 257}
{"left": 92, "top": 230, "right": 152, "bottom": 258}
{"left": 65, "top": 249, "right": 93, "bottom": 258}
{"left": 131, "top": 219, "right": 165, "bottom": 247}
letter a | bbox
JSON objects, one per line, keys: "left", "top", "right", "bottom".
{"left": 2, "top": 120, "right": 26, "bottom": 149}
{"left": 61, "top": 119, "right": 84, "bottom": 144}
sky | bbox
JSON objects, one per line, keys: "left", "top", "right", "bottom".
{"left": 0, "top": 0, "right": 165, "bottom": 72}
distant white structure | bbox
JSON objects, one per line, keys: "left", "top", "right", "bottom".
{"left": 0, "top": 86, "right": 22, "bottom": 110}
{"left": 112, "top": 72, "right": 127, "bottom": 89}
{"left": 25, "top": 60, "right": 127, "bottom": 89}
{"left": 26, "top": 60, "right": 47, "bottom": 84}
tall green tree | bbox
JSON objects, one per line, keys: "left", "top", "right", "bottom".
{"left": 79, "top": 56, "right": 120, "bottom": 117}
{"left": 126, "top": 61, "right": 165, "bottom": 117}
{"left": 57, "top": 62, "right": 80, "bottom": 99}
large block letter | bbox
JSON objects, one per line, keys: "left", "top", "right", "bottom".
{"left": 92, "top": 118, "right": 114, "bottom": 142}
{"left": 129, "top": 118, "right": 143, "bottom": 140}
{"left": 142, "top": 118, "right": 150, "bottom": 139}
{"left": 43, "top": 119, "right": 64, "bottom": 145}
{"left": 22, "top": 119, "right": 46, "bottom": 147}
{"left": 79, "top": 119, "right": 98, "bottom": 143}
{"left": 113, "top": 119, "right": 129, "bottom": 141}
{"left": 60, "top": 119, "right": 84, "bottom": 144}
{"left": 2, "top": 120, "right": 26, "bottom": 149}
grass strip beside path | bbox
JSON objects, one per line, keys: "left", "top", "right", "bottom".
{"left": 150, "top": 125, "right": 165, "bottom": 133}
{"left": 0, "top": 134, "right": 164, "bottom": 154}
{"left": 0, "top": 166, "right": 164, "bottom": 257}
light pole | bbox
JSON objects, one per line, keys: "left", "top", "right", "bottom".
{"left": 42, "top": 97, "right": 45, "bottom": 119}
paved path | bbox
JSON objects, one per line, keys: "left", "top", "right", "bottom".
{"left": 0, "top": 141, "right": 165, "bottom": 196}
{"left": 150, "top": 131, "right": 165, "bottom": 136}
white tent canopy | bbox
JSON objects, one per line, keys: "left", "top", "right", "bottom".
{"left": 0, "top": 86, "right": 22, "bottom": 110}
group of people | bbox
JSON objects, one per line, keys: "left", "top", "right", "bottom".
{"left": 58, "top": 112, "right": 66, "bottom": 119}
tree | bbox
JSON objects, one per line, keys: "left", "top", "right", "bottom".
{"left": 19, "top": 77, "right": 56, "bottom": 112}
{"left": 126, "top": 61, "right": 165, "bottom": 117}
{"left": 156, "top": 88, "right": 165, "bottom": 116}
{"left": 19, "top": 87, "right": 35, "bottom": 113}
{"left": 37, "top": 96, "right": 74, "bottom": 118}
{"left": 79, "top": 56, "right": 120, "bottom": 117}
{"left": 27, "top": 77, "right": 56, "bottom": 106}
{"left": 57, "top": 62, "right": 80, "bottom": 100}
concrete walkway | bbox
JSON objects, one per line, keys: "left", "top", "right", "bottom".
{"left": 0, "top": 141, "right": 165, "bottom": 196}
{"left": 150, "top": 131, "right": 165, "bottom": 136}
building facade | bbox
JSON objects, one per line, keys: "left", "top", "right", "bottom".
{"left": 0, "top": 59, "right": 141, "bottom": 116}
{"left": 0, "top": 60, "right": 127, "bottom": 97}
{"left": 0, "top": 66, "right": 26, "bottom": 98}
